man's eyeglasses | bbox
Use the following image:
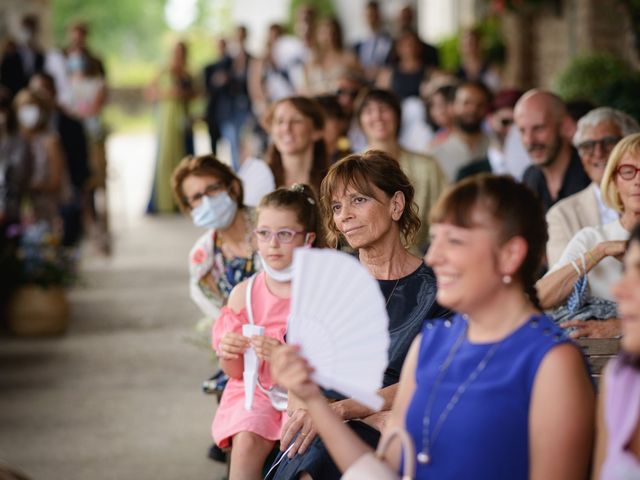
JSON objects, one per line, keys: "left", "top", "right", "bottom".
{"left": 498, "top": 117, "right": 513, "bottom": 127}
{"left": 186, "top": 182, "right": 226, "bottom": 208}
{"left": 616, "top": 164, "right": 640, "bottom": 181}
{"left": 576, "top": 136, "right": 622, "bottom": 157}
{"left": 254, "top": 228, "right": 305, "bottom": 243}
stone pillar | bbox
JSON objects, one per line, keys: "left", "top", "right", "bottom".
{"left": 585, "top": 0, "right": 639, "bottom": 66}
{"left": 500, "top": 11, "right": 534, "bottom": 88}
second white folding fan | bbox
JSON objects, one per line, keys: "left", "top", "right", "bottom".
{"left": 287, "top": 248, "right": 390, "bottom": 411}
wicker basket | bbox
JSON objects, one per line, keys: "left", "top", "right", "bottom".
{"left": 7, "top": 285, "right": 69, "bottom": 336}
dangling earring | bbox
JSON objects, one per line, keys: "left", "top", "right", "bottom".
{"left": 502, "top": 275, "right": 512, "bottom": 285}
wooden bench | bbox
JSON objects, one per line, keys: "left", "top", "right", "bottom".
{"left": 576, "top": 338, "right": 620, "bottom": 385}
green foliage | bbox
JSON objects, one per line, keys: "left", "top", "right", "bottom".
{"left": 438, "top": 36, "right": 460, "bottom": 72}
{"left": 52, "top": 0, "right": 168, "bottom": 61}
{"left": 287, "top": 0, "right": 335, "bottom": 32}
{"left": 51, "top": 0, "right": 233, "bottom": 88}
{"left": 554, "top": 53, "right": 640, "bottom": 122}
{"left": 480, "top": 17, "right": 507, "bottom": 66}
{"left": 102, "top": 103, "right": 154, "bottom": 134}
{"left": 436, "top": 16, "right": 506, "bottom": 73}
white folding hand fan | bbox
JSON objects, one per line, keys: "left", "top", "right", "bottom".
{"left": 242, "top": 323, "right": 264, "bottom": 411}
{"left": 287, "top": 249, "right": 390, "bottom": 411}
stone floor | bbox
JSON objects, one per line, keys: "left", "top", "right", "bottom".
{"left": 0, "top": 133, "right": 228, "bottom": 480}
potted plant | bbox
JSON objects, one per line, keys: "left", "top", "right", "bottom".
{"left": 554, "top": 53, "right": 640, "bottom": 123}
{"left": 6, "top": 221, "right": 78, "bottom": 336}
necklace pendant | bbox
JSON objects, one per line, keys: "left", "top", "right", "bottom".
{"left": 417, "top": 452, "right": 430, "bottom": 464}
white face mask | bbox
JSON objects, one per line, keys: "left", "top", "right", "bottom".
{"left": 17, "top": 105, "right": 40, "bottom": 129}
{"left": 190, "top": 191, "right": 237, "bottom": 230}
{"left": 67, "top": 53, "right": 85, "bottom": 74}
{"left": 259, "top": 253, "right": 294, "bottom": 282}
{"left": 258, "top": 234, "right": 312, "bottom": 282}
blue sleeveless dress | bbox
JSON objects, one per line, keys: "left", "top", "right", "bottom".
{"left": 405, "top": 313, "right": 576, "bottom": 479}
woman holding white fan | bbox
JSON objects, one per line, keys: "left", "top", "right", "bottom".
{"left": 272, "top": 174, "right": 594, "bottom": 479}
{"left": 267, "top": 150, "right": 448, "bottom": 479}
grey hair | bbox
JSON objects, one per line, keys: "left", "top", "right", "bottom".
{"left": 573, "top": 107, "right": 640, "bottom": 146}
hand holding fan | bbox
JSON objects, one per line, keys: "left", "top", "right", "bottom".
{"left": 287, "top": 249, "right": 390, "bottom": 411}
{"left": 242, "top": 324, "right": 264, "bottom": 411}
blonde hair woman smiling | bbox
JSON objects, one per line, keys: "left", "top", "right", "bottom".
{"left": 538, "top": 133, "right": 640, "bottom": 338}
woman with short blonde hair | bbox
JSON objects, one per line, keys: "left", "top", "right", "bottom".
{"left": 538, "top": 133, "right": 640, "bottom": 338}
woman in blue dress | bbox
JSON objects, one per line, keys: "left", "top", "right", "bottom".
{"left": 271, "top": 174, "right": 595, "bottom": 479}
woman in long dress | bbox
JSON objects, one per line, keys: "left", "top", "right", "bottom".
{"left": 147, "top": 41, "right": 195, "bottom": 213}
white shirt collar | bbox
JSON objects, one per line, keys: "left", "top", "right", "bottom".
{"left": 591, "top": 183, "right": 619, "bottom": 225}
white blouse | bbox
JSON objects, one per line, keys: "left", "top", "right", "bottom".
{"left": 548, "top": 220, "right": 629, "bottom": 301}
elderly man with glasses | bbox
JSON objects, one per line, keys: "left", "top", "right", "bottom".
{"left": 546, "top": 107, "right": 640, "bottom": 265}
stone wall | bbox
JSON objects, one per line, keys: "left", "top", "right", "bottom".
{"left": 500, "top": 0, "right": 638, "bottom": 90}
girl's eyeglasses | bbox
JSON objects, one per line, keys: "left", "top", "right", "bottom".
{"left": 254, "top": 228, "right": 305, "bottom": 243}
{"left": 616, "top": 164, "right": 640, "bottom": 181}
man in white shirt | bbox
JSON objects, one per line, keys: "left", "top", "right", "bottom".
{"left": 546, "top": 107, "right": 640, "bottom": 265}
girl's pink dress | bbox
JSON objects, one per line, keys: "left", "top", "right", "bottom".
{"left": 211, "top": 272, "right": 288, "bottom": 448}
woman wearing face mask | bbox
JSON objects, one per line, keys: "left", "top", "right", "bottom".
{"left": 265, "top": 96, "right": 329, "bottom": 194}
{"left": 172, "top": 153, "right": 261, "bottom": 463}
{"left": 172, "top": 154, "right": 259, "bottom": 319}
{"left": 212, "top": 184, "right": 323, "bottom": 480}
{"left": 0, "top": 87, "right": 30, "bottom": 230}
{"left": 0, "top": 87, "right": 31, "bottom": 316}
{"left": 66, "top": 49, "right": 110, "bottom": 252}
{"left": 14, "top": 89, "right": 70, "bottom": 227}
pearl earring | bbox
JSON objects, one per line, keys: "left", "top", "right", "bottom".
{"left": 502, "top": 275, "right": 512, "bottom": 285}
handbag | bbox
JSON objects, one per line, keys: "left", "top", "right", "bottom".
{"left": 341, "top": 427, "right": 416, "bottom": 480}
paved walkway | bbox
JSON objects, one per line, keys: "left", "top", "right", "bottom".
{"left": 0, "top": 133, "right": 227, "bottom": 480}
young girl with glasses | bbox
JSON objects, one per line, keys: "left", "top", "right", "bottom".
{"left": 211, "top": 184, "right": 323, "bottom": 480}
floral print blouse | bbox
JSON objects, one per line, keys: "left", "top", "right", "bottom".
{"left": 189, "top": 227, "right": 261, "bottom": 319}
